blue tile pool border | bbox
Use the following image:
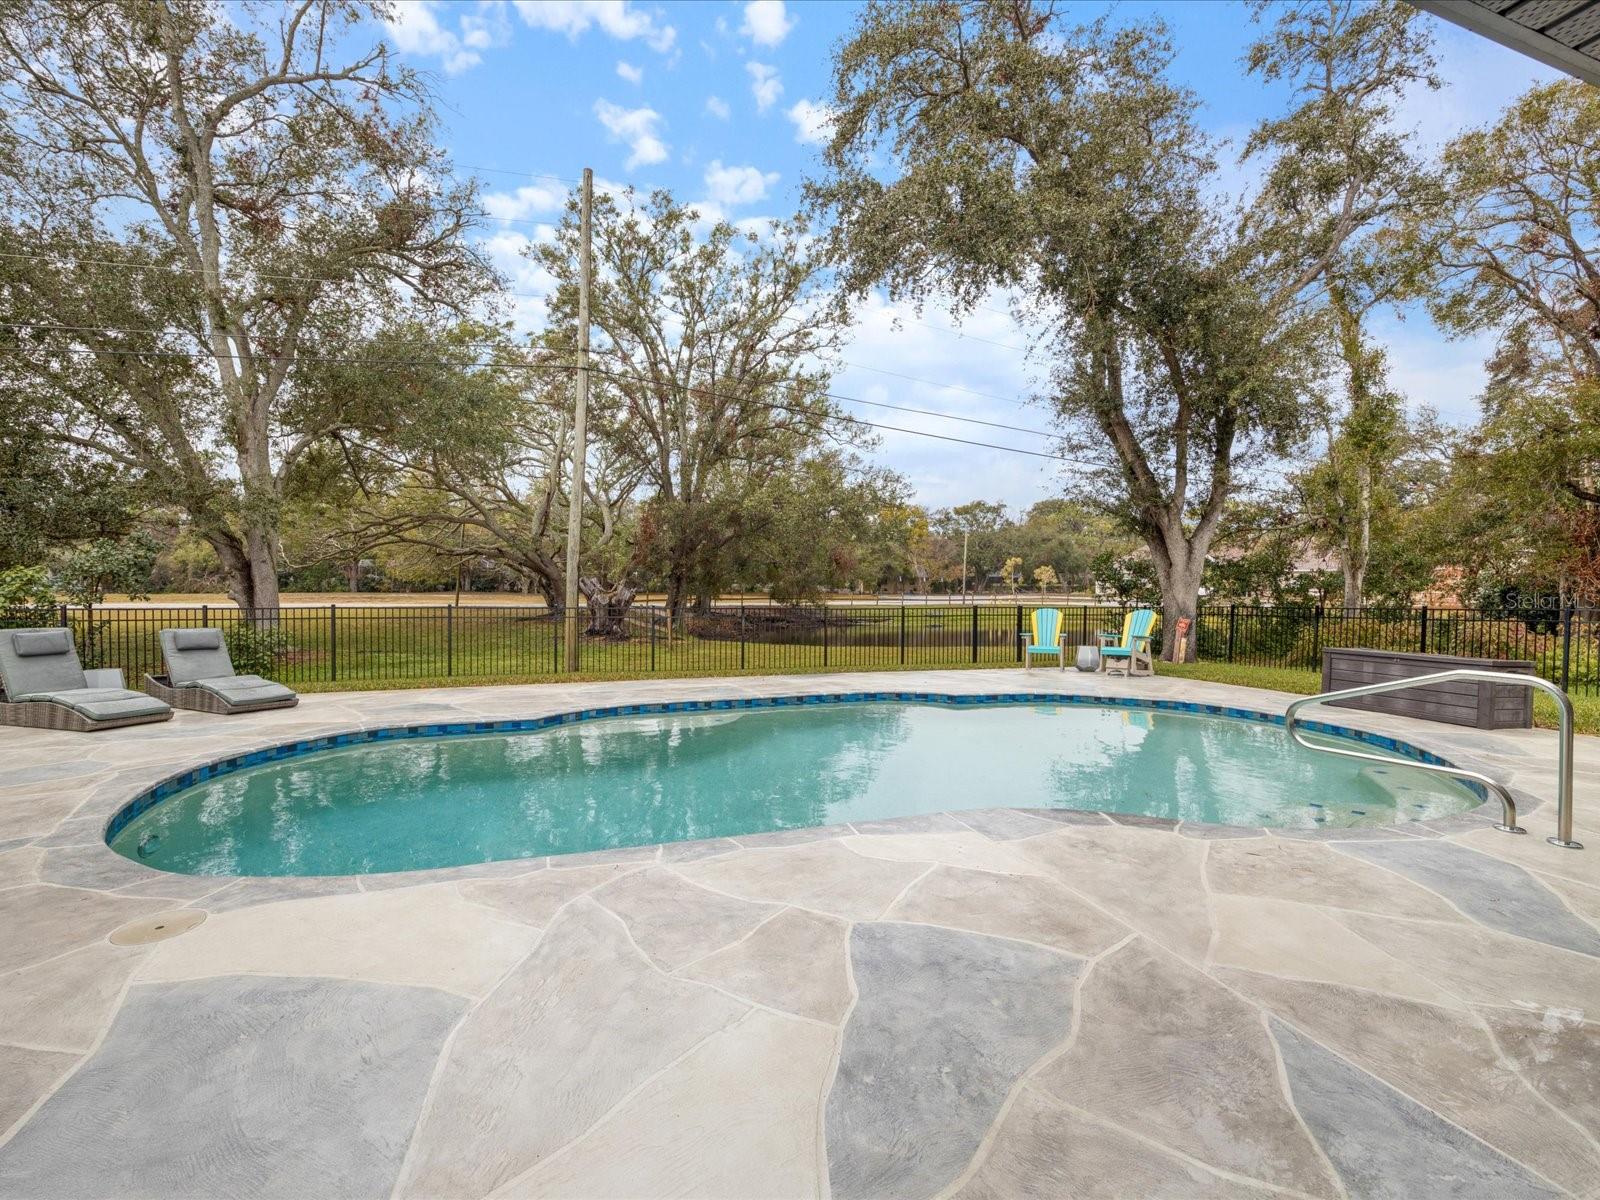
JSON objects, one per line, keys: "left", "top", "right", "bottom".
{"left": 102, "top": 691, "right": 1484, "bottom": 845}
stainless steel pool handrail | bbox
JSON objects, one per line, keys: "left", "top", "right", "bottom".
{"left": 1284, "top": 669, "right": 1580, "bottom": 850}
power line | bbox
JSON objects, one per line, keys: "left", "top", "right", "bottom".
{"left": 585, "top": 346, "right": 1057, "bottom": 438}
{"left": 834, "top": 360, "right": 1036, "bottom": 409}
{"left": 0, "top": 319, "right": 1059, "bottom": 437}
{"left": 1, "top": 336, "right": 1301, "bottom": 487}
{"left": 0, "top": 339, "right": 1086, "bottom": 465}
{"left": 0, "top": 318, "right": 1299, "bottom": 484}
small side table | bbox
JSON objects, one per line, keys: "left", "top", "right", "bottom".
{"left": 1074, "top": 646, "right": 1101, "bottom": 673}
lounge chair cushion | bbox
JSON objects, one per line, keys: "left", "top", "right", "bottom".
{"left": 171, "top": 628, "right": 225, "bottom": 651}
{"left": 12, "top": 629, "right": 72, "bottom": 657}
{"left": 159, "top": 627, "right": 236, "bottom": 685}
{"left": 0, "top": 628, "right": 87, "bottom": 697}
{"left": 17, "top": 687, "right": 171, "bottom": 722}
{"left": 187, "top": 674, "right": 296, "bottom": 707}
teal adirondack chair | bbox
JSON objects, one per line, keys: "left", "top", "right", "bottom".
{"left": 1020, "top": 607, "right": 1067, "bottom": 670}
{"left": 1097, "top": 609, "right": 1158, "bottom": 676}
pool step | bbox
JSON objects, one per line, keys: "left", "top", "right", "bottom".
{"left": 1356, "top": 764, "right": 1444, "bottom": 816}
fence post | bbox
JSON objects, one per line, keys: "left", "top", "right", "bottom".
{"left": 201, "top": 603, "right": 209, "bottom": 628}
{"left": 971, "top": 605, "right": 979, "bottom": 663}
{"left": 740, "top": 600, "right": 747, "bottom": 670}
{"left": 58, "top": 603, "right": 68, "bottom": 629}
{"left": 446, "top": 604, "right": 454, "bottom": 678}
{"left": 1312, "top": 604, "right": 1323, "bottom": 664}
{"left": 821, "top": 604, "right": 829, "bottom": 668}
{"left": 1418, "top": 604, "right": 1429, "bottom": 654}
{"left": 1015, "top": 605, "right": 1024, "bottom": 663}
{"left": 650, "top": 607, "right": 658, "bottom": 671}
{"left": 328, "top": 604, "right": 337, "bottom": 683}
{"left": 899, "top": 605, "right": 907, "bottom": 664}
{"left": 1561, "top": 605, "right": 1574, "bottom": 692}
{"left": 1226, "top": 604, "right": 1237, "bottom": 664}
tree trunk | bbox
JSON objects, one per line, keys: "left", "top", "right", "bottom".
{"left": 243, "top": 525, "right": 281, "bottom": 617}
{"left": 1341, "top": 462, "right": 1370, "bottom": 614}
{"left": 664, "top": 570, "right": 690, "bottom": 631}
{"left": 347, "top": 560, "right": 360, "bottom": 593}
{"left": 200, "top": 524, "right": 277, "bottom": 618}
{"left": 579, "top": 577, "right": 639, "bottom": 638}
{"left": 1149, "top": 531, "right": 1207, "bottom": 662}
{"left": 1341, "top": 559, "right": 1365, "bottom": 616}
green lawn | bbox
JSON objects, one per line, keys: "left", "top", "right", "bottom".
{"left": 55, "top": 602, "right": 1599, "bottom": 736}
{"left": 69, "top": 603, "right": 1055, "bottom": 686}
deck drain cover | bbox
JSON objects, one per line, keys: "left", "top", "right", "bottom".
{"left": 109, "top": 909, "right": 206, "bottom": 946}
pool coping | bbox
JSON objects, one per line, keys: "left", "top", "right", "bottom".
{"left": 102, "top": 689, "right": 1514, "bottom": 877}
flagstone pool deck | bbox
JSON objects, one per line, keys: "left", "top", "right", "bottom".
{"left": 0, "top": 668, "right": 1597, "bottom": 1199}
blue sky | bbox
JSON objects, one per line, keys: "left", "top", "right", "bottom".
{"left": 382, "top": 0, "right": 1559, "bottom": 513}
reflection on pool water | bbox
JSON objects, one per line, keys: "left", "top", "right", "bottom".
{"left": 108, "top": 702, "right": 1479, "bottom": 877}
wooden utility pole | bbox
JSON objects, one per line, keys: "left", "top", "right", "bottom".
{"left": 563, "top": 167, "right": 593, "bottom": 671}
{"left": 961, "top": 531, "right": 970, "bottom": 603}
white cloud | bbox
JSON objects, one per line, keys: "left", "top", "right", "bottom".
{"left": 704, "top": 95, "right": 731, "bottom": 120}
{"left": 513, "top": 0, "right": 676, "bottom": 53}
{"left": 594, "top": 99, "right": 669, "bottom": 169}
{"left": 704, "top": 160, "right": 779, "bottom": 206}
{"left": 746, "top": 61, "right": 782, "bottom": 112}
{"left": 684, "top": 199, "right": 728, "bottom": 231}
{"left": 1371, "top": 310, "right": 1497, "bottom": 429}
{"left": 615, "top": 59, "right": 643, "bottom": 84}
{"left": 786, "top": 98, "right": 835, "bottom": 146}
{"left": 740, "top": 1, "right": 794, "bottom": 48}
{"left": 386, "top": 1, "right": 499, "bottom": 74}
{"left": 482, "top": 182, "right": 567, "bottom": 221}
{"left": 459, "top": 7, "right": 508, "bottom": 53}
{"left": 831, "top": 291, "right": 1058, "bottom": 511}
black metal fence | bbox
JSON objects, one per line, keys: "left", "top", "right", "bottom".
{"left": 1, "top": 601, "right": 1595, "bottom": 696}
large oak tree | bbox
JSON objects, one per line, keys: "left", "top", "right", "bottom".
{"left": 1404, "top": 80, "right": 1600, "bottom": 602}
{"left": 808, "top": 0, "right": 1433, "bottom": 656}
{"left": 0, "top": 0, "right": 489, "bottom": 611}
{"left": 530, "top": 190, "right": 871, "bottom": 624}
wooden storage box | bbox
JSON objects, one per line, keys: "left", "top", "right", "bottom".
{"left": 1320, "top": 648, "right": 1535, "bottom": 730}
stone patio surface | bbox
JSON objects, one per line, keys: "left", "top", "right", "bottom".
{"left": 0, "top": 668, "right": 1596, "bottom": 1199}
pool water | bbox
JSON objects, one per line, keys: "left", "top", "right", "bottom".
{"left": 108, "top": 702, "right": 1479, "bottom": 877}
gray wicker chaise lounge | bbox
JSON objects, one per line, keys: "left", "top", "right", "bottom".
{"left": 0, "top": 627, "right": 174, "bottom": 732}
{"left": 145, "top": 627, "right": 298, "bottom": 715}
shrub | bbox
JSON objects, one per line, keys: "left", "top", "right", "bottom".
{"left": 224, "top": 623, "right": 292, "bottom": 677}
{"left": 0, "top": 566, "right": 57, "bottom": 628}
{"left": 0, "top": 565, "right": 55, "bottom": 608}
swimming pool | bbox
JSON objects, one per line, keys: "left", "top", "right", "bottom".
{"left": 105, "top": 695, "right": 1481, "bottom": 877}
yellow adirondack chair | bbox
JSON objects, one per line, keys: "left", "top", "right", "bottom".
{"left": 1020, "top": 607, "right": 1066, "bottom": 670}
{"left": 1097, "top": 609, "right": 1157, "bottom": 677}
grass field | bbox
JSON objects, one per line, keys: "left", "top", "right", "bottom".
{"left": 27, "top": 599, "right": 1597, "bottom": 735}
{"left": 69, "top": 602, "right": 1058, "bottom": 687}
{"left": 95, "top": 591, "right": 1093, "bottom": 608}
